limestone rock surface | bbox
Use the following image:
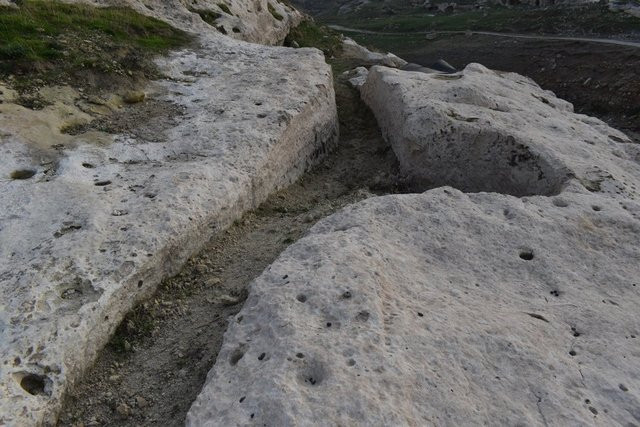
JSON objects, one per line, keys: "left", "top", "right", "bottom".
{"left": 188, "top": 187, "right": 640, "bottom": 426}
{"left": 341, "top": 37, "right": 407, "bottom": 68}
{"left": 361, "top": 64, "right": 636, "bottom": 198}
{"left": 0, "top": 2, "right": 336, "bottom": 425}
{"left": 187, "top": 65, "right": 640, "bottom": 426}
{"left": 71, "top": 0, "right": 301, "bottom": 45}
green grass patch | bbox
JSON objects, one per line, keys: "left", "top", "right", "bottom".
{"left": 0, "top": 0, "right": 191, "bottom": 89}
{"left": 268, "top": 2, "right": 284, "bottom": 21}
{"left": 285, "top": 20, "right": 343, "bottom": 57}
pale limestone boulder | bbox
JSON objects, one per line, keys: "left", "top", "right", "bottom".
{"left": 342, "top": 38, "right": 408, "bottom": 68}
{"left": 361, "top": 64, "right": 636, "bottom": 198}
{"left": 0, "top": 9, "right": 336, "bottom": 427}
{"left": 64, "top": 0, "right": 301, "bottom": 45}
{"left": 187, "top": 64, "right": 640, "bottom": 426}
{"left": 187, "top": 185, "right": 640, "bottom": 426}
{"left": 346, "top": 66, "right": 369, "bottom": 88}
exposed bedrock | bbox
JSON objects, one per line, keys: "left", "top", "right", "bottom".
{"left": 70, "top": 0, "right": 302, "bottom": 46}
{"left": 361, "top": 64, "right": 636, "bottom": 197}
{"left": 187, "top": 65, "right": 640, "bottom": 425}
{"left": 0, "top": 3, "right": 337, "bottom": 425}
{"left": 188, "top": 187, "right": 640, "bottom": 426}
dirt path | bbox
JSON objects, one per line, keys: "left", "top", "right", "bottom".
{"left": 58, "top": 70, "right": 406, "bottom": 426}
{"left": 328, "top": 25, "right": 640, "bottom": 48}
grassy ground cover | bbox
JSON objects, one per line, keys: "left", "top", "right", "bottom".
{"left": 0, "top": 0, "right": 191, "bottom": 90}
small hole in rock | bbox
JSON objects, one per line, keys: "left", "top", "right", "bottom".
{"left": 356, "top": 311, "right": 370, "bottom": 322}
{"left": 137, "top": 280, "right": 143, "bottom": 288}
{"left": 61, "top": 288, "right": 82, "bottom": 299}
{"left": 550, "top": 290, "right": 560, "bottom": 297}
{"left": 239, "top": 396, "right": 245, "bottom": 403}
{"left": 342, "top": 291, "right": 352, "bottom": 299}
{"left": 82, "top": 163, "right": 94, "bottom": 169}
{"left": 519, "top": 251, "right": 534, "bottom": 261}
{"left": 300, "top": 360, "right": 326, "bottom": 386}
{"left": 94, "top": 180, "right": 111, "bottom": 186}
{"left": 326, "top": 322, "right": 332, "bottom": 327}
{"left": 589, "top": 407, "right": 598, "bottom": 415}
{"left": 347, "top": 359, "right": 356, "bottom": 367}
{"left": 258, "top": 352, "right": 266, "bottom": 361}
{"left": 295, "top": 353, "right": 304, "bottom": 359}
{"left": 569, "top": 350, "right": 577, "bottom": 356}
{"left": 10, "top": 169, "right": 36, "bottom": 180}
{"left": 592, "top": 205, "right": 602, "bottom": 212}
{"left": 296, "top": 294, "right": 307, "bottom": 303}
{"left": 18, "top": 373, "right": 50, "bottom": 396}
{"left": 229, "top": 348, "right": 245, "bottom": 366}
{"left": 585, "top": 399, "right": 591, "bottom": 404}
{"left": 619, "top": 384, "right": 628, "bottom": 392}
{"left": 417, "top": 312, "right": 424, "bottom": 317}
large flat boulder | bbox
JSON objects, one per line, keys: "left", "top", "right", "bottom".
{"left": 361, "top": 64, "right": 637, "bottom": 198}
{"left": 187, "top": 65, "right": 640, "bottom": 425}
{"left": 0, "top": 4, "right": 337, "bottom": 425}
{"left": 188, "top": 187, "right": 640, "bottom": 426}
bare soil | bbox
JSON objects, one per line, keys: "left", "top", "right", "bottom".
{"left": 58, "top": 73, "right": 407, "bottom": 426}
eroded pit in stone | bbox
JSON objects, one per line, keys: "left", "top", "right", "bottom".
{"left": 14, "top": 372, "right": 52, "bottom": 397}
{"left": 10, "top": 169, "right": 36, "bottom": 180}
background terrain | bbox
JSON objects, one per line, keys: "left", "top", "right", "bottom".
{"left": 292, "top": 1, "right": 640, "bottom": 141}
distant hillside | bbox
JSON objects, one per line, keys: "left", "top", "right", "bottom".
{"left": 290, "top": 0, "right": 639, "bottom": 39}
{"left": 290, "top": 0, "right": 599, "bottom": 19}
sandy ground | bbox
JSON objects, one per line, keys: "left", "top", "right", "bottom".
{"left": 57, "top": 72, "right": 408, "bottom": 426}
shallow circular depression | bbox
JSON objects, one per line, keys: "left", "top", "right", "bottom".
{"left": 13, "top": 372, "right": 53, "bottom": 397}
{"left": 10, "top": 169, "right": 37, "bottom": 180}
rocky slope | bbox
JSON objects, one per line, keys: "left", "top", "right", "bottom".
{"left": 74, "top": 0, "right": 302, "bottom": 45}
{"left": 0, "top": 1, "right": 337, "bottom": 425}
{"left": 187, "top": 64, "right": 640, "bottom": 425}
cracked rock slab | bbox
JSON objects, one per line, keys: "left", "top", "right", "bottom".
{"left": 187, "top": 186, "right": 640, "bottom": 426}
{"left": 187, "top": 64, "right": 640, "bottom": 425}
{"left": 0, "top": 12, "right": 337, "bottom": 427}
